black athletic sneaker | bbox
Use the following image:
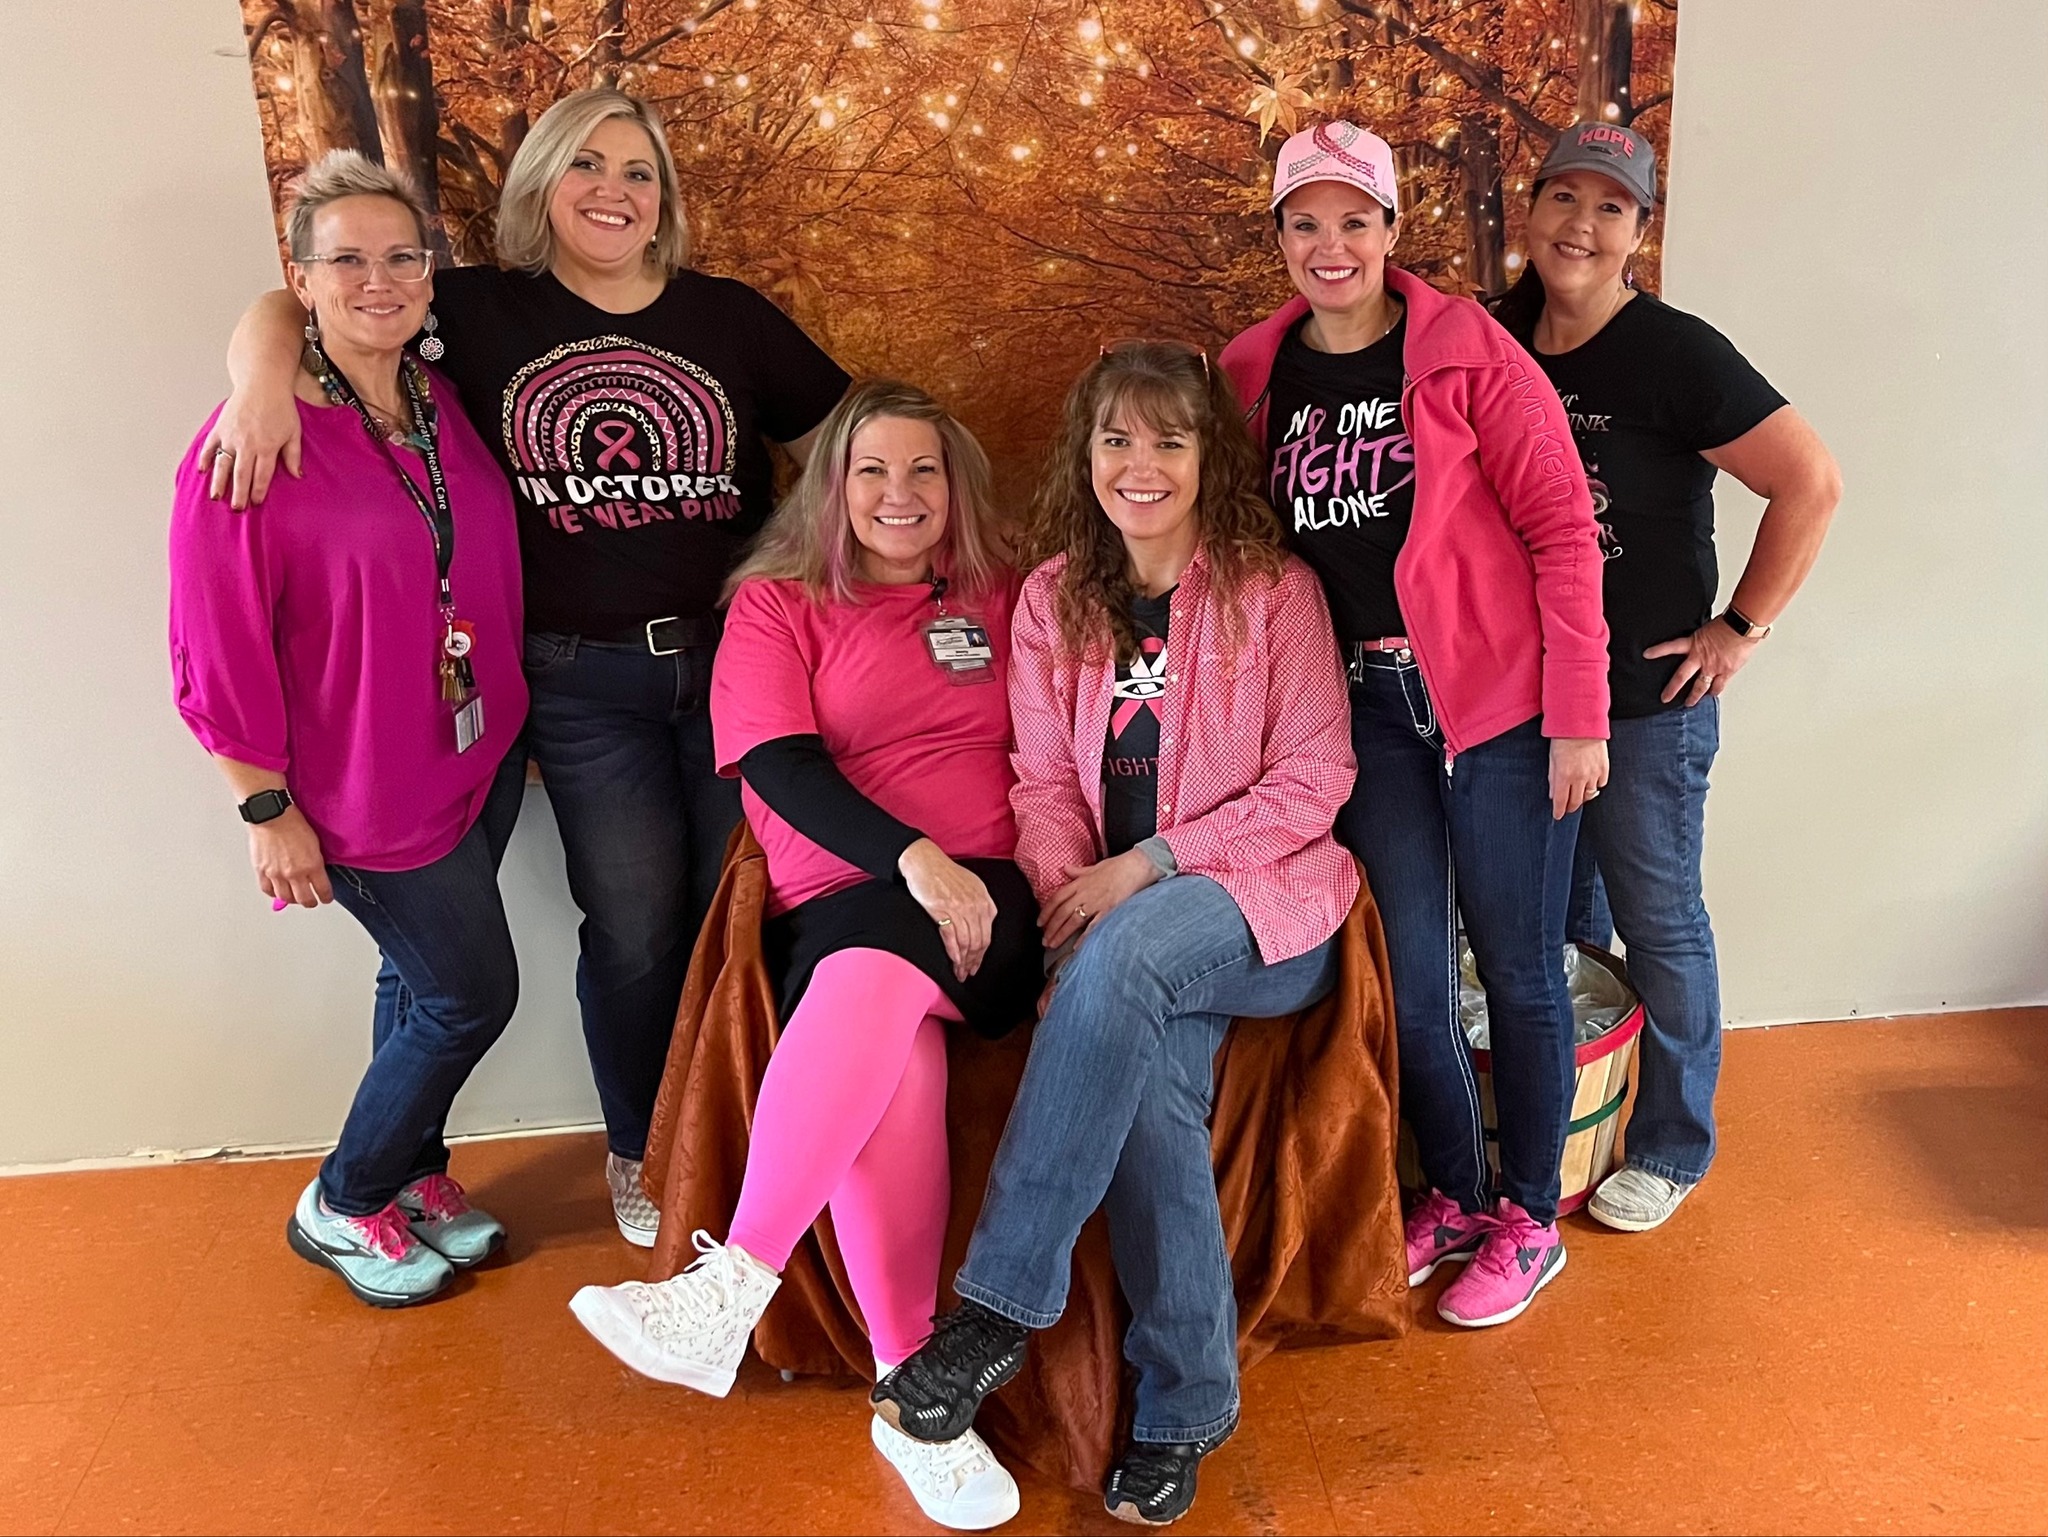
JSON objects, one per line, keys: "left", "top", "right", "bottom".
{"left": 870, "top": 1301, "right": 1029, "bottom": 1444}
{"left": 1102, "top": 1416, "right": 1239, "bottom": 1526}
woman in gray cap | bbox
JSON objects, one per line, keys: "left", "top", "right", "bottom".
{"left": 1493, "top": 122, "right": 1842, "bottom": 1233}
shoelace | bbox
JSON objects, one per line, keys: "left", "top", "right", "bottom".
{"left": 886, "top": 1307, "right": 1016, "bottom": 1412}
{"left": 1111, "top": 1444, "right": 1193, "bottom": 1507}
{"left": 341, "top": 1203, "right": 417, "bottom": 1262}
{"left": 641, "top": 1231, "right": 744, "bottom": 1331}
{"left": 1470, "top": 1214, "right": 1550, "bottom": 1279}
{"left": 906, "top": 1430, "right": 995, "bottom": 1491}
{"left": 1406, "top": 1191, "right": 1465, "bottom": 1244}
{"left": 405, "top": 1173, "right": 470, "bottom": 1223}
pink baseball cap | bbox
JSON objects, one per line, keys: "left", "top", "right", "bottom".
{"left": 1270, "top": 121, "right": 1400, "bottom": 214}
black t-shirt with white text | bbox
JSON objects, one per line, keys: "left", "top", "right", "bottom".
{"left": 1265, "top": 313, "right": 1414, "bottom": 641}
{"left": 431, "top": 266, "right": 849, "bottom": 637}
{"left": 1516, "top": 293, "right": 1786, "bottom": 717}
{"left": 1102, "top": 591, "right": 1173, "bottom": 857}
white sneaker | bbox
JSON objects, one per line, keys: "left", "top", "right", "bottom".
{"left": 568, "top": 1231, "right": 780, "bottom": 1396}
{"left": 870, "top": 1413, "right": 1021, "bottom": 1530}
{"left": 1588, "top": 1166, "right": 1692, "bottom": 1232}
{"left": 606, "top": 1153, "right": 660, "bottom": 1248}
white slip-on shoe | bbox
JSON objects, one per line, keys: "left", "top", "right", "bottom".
{"left": 1587, "top": 1166, "right": 1693, "bottom": 1232}
{"left": 568, "top": 1231, "right": 779, "bottom": 1396}
{"left": 605, "top": 1153, "right": 660, "bottom": 1248}
{"left": 871, "top": 1413, "right": 1021, "bottom": 1530}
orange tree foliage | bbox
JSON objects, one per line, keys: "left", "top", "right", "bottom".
{"left": 238, "top": 0, "right": 1677, "bottom": 489}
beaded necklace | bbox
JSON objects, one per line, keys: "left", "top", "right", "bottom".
{"left": 304, "top": 339, "right": 435, "bottom": 453}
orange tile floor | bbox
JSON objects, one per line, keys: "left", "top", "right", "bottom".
{"left": 5, "top": 1007, "right": 2047, "bottom": 1536}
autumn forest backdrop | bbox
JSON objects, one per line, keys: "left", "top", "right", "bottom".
{"left": 236, "top": 0, "right": 1678, "bottom": 484}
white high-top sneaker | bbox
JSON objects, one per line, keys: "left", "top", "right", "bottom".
{"left": 870, "top": 1414, "right": 1021, "bottom": 1530}
{"left": 569, "top": 1231, "right": 780, "bottom": 1396}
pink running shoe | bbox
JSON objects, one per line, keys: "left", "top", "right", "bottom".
{"left": 1404, "top": 1190, "right": 1496, "bottom": 1285}
{"left": 1436, "top": 1200, "right": 1566, "bottom": 1328}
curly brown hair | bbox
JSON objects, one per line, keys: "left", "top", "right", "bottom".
{"left": 1019, "top": 341, "right": 1286, "bottom": 662}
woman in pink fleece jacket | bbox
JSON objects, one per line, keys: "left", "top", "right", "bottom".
{"left": 1221, "top": 122, "right": 1610, "bottom": 1330}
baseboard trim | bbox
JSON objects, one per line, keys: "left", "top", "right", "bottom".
{"left": 0, "top": 1118, "right": 605, "bottom": 1180}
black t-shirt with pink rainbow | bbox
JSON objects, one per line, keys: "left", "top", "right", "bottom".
{"left": 430, "top": 265, "right": 848, "bottom": 637}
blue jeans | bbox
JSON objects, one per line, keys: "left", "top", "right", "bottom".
{"left": 523, "top": 630, "right": 742, "bottom": 1161}
{"left": 1567, "top": 696, "right": 1721, "bottom": 1186}
{"left": 320, "top": 748, "right": 527, "bottom": 1216}
{"left": 1336, "top": 653, "right": 1579, "bottom": 1223}
{"left": 955, "top": 877, "right": 1336, "bottom": 1444}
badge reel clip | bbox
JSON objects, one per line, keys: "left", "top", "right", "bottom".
{"left": 919, "top": 574, "right": 996, "bottom": 686}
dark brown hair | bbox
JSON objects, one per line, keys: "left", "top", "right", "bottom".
{"left": 1019, "top": 342, "right": 1286, "bottom": 662}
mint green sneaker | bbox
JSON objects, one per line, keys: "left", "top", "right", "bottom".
{"left": 396, "top": 1173, "right": 506, "bottom": 1267}
{"left": 287, "top": 1179, "right": 453, "bottom": 1308}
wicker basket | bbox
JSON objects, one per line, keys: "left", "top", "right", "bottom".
{"left": 1399, "top": 943, "right": 1645, "bottom": 1214}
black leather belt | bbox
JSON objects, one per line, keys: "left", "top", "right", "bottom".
{"left": 575, "top": 614, "right": 724, "bottom": 653}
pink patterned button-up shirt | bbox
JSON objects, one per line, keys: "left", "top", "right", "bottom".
{"left": 1008, "top": 547, "right": 1360, "bottom": 964}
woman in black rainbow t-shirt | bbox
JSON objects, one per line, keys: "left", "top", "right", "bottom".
{"left": 206, "top": 90, "right": 848, "bottom": 1252}
{"left": 1493, "top": 122, "right": 1841, "bottom": 1234}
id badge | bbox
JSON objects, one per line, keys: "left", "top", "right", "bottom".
{"left": 453, "top": 694, "right": 485, "bottom": 754}
{"left": 922, "top": 615, "right": 997, "bottom": 685}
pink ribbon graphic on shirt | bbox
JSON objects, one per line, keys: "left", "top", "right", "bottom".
{"left": 593, "top": 420, "right": 642, "bottom": 470}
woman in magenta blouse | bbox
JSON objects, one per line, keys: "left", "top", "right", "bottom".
{"left": 872, "top": 342, "right": 1357, "bottom": 1528}
{"left": 169, "top": 154, "right": 526, "bottom": 1309}
{"left": 568, "top": 380, "right": 1034, "bottom": 1530}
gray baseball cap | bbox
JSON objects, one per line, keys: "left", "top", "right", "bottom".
{"left": 1536, "top": 121, "right": 1657, "bottom": 208}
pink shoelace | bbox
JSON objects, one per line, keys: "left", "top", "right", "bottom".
{"left": 341, "top": 1203, "right": 418, "bottom": 1261}
{"left": 406, "top": 1173, "right": 472, "bottom": 1223}
{"left": 1469, "top": 1206, "right": 1552, "bottom": 1279}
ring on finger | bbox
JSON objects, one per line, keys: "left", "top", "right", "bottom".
{"left": 936, "top": 917, "right": 954, "bottom": 927}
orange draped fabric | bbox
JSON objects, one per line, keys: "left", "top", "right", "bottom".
{"left": 642, "top": 827, "right": 1410, "bottom": 1492}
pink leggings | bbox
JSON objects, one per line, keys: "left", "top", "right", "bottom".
{"left": 727, "top": 948, "right": 954, "bottom": 1366}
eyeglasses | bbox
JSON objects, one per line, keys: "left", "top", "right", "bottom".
{"left": 297, "top": 248, "right": 435, "bottom": 285}
{"left": 1098, "top": 338, "right": 1211, "bottom": 382}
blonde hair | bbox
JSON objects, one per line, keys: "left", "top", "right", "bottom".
{"left": 284, "top": 150, "right": 432, "bottom": 260}
{"left": 724, "top": 380, "right": 1008, "bottom": 606}
{"left": 495, "top": 89, "right": 690, "bottom": 274}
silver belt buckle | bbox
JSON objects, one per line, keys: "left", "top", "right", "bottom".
{"left": 645, "top": 616, "right": 681, "bottom": 656}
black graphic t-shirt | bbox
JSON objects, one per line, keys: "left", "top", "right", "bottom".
{"left": 1516, "top": 293, "right": 1786, "bottom": 717}
{"left": 431, "top": 266, "right": 849, "bottom": 637}
{"left": 1101, "top": 590, "right": 1173, "bottom": 858}
{"left": 1265, "top": 313, "right": 1415, "bottom": 641}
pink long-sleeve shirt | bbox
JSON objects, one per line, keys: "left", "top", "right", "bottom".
{"left": 1007, "top": 549, "right": 1359, "bottom": 964}
{"left": 168, "top": 388, "right": 527, "bottom": 871}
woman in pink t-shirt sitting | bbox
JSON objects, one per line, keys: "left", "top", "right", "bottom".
{"left": 569, "top": 380, "right": 1032, "bottom": 1530}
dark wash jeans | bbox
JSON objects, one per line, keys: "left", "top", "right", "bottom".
{"left": 321, "top": 747, "right": 527, "bottom": 1216}
{"left": 522, "top": 629, "right": 742, "bottom": 1161}
{"left": 955, "top": 877, "right": 1337, "bottom": 1444}
{"left": 1568, "top": 695, "right": 1722, "bottom": 1187}
{"left": 1335, "top": 652, "right": 1580, "bottom": 1223}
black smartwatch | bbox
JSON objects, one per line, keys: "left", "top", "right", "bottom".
{"left": 238, "top": 788, "right": 295, "bottom": 825}
{"left": 1718, "top": 604, "right": 1772, "bottom": 641}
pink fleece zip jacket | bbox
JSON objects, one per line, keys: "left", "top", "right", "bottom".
{"left": 1220, "top": 266, "right": 1610, "bottom": 752}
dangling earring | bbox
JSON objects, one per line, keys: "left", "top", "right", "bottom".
{"left": 417, "top": 310, "right": 445, "bottom": 362}
{"left": 1624, "top": 263, "right": 1637, "bottom": 290}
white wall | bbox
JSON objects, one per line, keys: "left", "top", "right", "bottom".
{"left": 1, "top": 1, "right": 2041, "bottom": 1165}
{"left": 1661, "top": 0, "right": 2048, "bottom": 1024}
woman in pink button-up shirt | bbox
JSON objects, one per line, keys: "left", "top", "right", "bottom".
{"left": 870, "top": 342, "right": 1356, "bottom": 1527}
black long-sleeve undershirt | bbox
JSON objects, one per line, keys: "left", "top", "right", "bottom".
{"left": 738, "top": 733, "right": 924, "bottom": 882}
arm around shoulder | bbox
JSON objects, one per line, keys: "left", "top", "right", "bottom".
{"left": 205, "top": 289, "right": 312, "bottom": 509}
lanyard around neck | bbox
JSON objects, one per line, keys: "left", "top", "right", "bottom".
{"left": 318, "top": 349, "right": 456, "bottom": 615}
